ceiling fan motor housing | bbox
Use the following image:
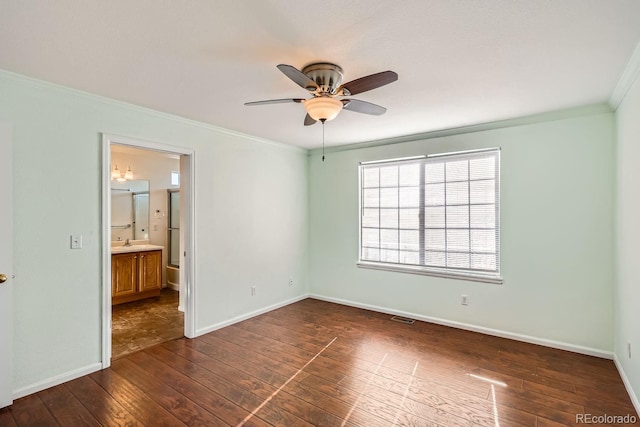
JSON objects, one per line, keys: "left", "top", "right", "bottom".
{"left": 302, "top": 63, "right": 344, "bottom": 95}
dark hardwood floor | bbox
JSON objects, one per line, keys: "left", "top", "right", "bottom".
{"left": 1, "top": 298, "right": 637, "bottom": 426}
{"left": 111, "top": 288, "right": 184, "bottom": 359}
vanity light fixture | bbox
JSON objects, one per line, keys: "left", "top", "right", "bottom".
{"left": 124, "top": 166, "right": 134, "bottom": 180}
{"left": 111, "top": 164, "right": 121, "bottom": 181}
{"left": 111, "top": 164, "right": 134, "bottom": 181}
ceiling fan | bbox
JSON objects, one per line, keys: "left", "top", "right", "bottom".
{"left": 245, "top": 63, "right": 398, "bottom": 126}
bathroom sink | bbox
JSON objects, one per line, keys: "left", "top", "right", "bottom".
{"left": 111, "top": 244, "right": 164, "bottom": 254}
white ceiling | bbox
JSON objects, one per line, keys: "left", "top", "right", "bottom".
{"left": 1, "top": 1, "right": 640, "bottom": 149}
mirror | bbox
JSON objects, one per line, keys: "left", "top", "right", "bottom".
{"left": 111, "top": 180, "right": 150, "bottom": 242}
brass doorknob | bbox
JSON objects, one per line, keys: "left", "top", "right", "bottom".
{"left": 0, "top": 274, "right": 7, "bottom": 284}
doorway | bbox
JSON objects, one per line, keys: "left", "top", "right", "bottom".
{"left": 0, "top": 124, "right": 13, "bottom": 408}
{"left": 101, "top": 134, "right": 195, "bottom": 368}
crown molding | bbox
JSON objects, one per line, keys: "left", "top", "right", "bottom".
{"left": 0, "top": 69, "right": 306, "bottom": 154}
{"left": 610, "top": 40, "right": 640, "bottom": 110}
{"left": 0, "top": 68, "right": 620, "bottom": 157}
{"left": 310, "top": 103, "right": 613, "bottom": 156}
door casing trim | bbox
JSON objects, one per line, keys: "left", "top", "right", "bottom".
{"left": 101, "top": 133, "right": 196, "bottom": 368}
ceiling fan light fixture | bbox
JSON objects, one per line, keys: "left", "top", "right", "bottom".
{"left": 304, "top": 97, "right": 343, "bottom": 121}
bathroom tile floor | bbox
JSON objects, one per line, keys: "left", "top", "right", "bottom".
{"left": 111, "top": 288, "right": 184, "bottom": 359}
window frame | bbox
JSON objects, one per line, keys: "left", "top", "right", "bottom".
{"left": 357, "top": 148, "right": 503, "bottom": 284}
{"left": 170, "top": 170, "right": 180, "bottom": 187}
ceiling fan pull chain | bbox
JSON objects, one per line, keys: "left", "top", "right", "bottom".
{"left": 321, "top": 119, "right": 326, "bottom": 162}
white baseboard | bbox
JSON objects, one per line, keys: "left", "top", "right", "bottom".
{"left": 613, "top": 354, "right": 640, "bottom": 415}
{"left": 195, "top": 294, "right": 310, "bottom": 337}
{"left": 309, "top": 293, "right": 613, "bottom": 360}
{"left": 13, "top": 362, "right": 102, "bottom": 400}
{"left": 166, "top": 282, "right": 180, "bottom": 291}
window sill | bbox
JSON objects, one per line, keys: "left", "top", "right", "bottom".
{"left": 356, "top": 261, "right": 503, "bottom": 284}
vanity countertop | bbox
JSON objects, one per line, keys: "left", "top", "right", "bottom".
{"left": 111, "top": 243, "right": 164, "bottom": 254}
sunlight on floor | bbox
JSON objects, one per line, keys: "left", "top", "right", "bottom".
{"left": 390, "top": 361, "right": 419, "bottom": 427}
{"left": 237, "top": 336, "right": 338, "bottom": 427}
{"left": 468, "top": 372, "right": 507, "bottom": 427}
{"left": 491, "top": 384, "right": 500, "bottom": 427}
{"left": 340, "top": 353, "right": 389, "bottom": 427}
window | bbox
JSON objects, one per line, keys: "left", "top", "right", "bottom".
{"left": 358, "top": 149, "right": 501, "bottom": 283}
{"left": 171, "top": 171, "right": 180, "bottom": 186}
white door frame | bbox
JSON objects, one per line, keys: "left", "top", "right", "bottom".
{"left": 101, "top": 133, "right": 196, "bottom": 369}
{"left": 0, "top": 124, "right": 13, "bottom": 408}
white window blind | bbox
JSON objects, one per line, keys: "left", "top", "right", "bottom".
{"left": 359, "top": 149, "right": 501, "bottom": 283}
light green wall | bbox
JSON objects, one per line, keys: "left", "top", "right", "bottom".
{"left": 0, "top": 67, "right": 626, "bottom": 397}
{"left": 615, "top": 70, "right": 640, "bottom": 406}
{"left": 309, "top": 113, "right": 615, "bottom": 352}
{"left": 0, "top": 71, "right": 309, "bottom": 391}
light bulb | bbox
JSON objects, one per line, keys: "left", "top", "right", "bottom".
{"left": 124, "top": 166, "right": 134, "bottom": 180}
{"left": 111, "top": 165, "right": 121, "bottom": 181}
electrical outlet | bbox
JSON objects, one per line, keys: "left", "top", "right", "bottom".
{"left": 628, "top": 341, "right": 632, "bottom": 359}
{"left": 461, "top": 295, "right": 469, "bottom": 306}
{"left": 251, "top": 286, "right": 256, "bottom": 296}
{"left": 70, "top": 234, "right": 82, "bottom": 249}
{"left": 289, "top": 277, "right": 294, "bottom": 286}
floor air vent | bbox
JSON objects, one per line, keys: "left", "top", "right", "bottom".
{"left": 390, "top": 315, "right": 415, "bottom": 325}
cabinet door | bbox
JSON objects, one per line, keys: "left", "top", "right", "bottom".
{"left": 138, "top": 250, "right": 162, "bottom": 292}
{"left": 112, "top": 253, "right": 138, "bottom": 297}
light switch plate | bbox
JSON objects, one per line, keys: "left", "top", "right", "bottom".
{"left": 70, "top": 234, "right": 82, "bottom": 249}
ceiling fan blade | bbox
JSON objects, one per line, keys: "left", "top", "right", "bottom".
{"left": 277, "top": 64, "right": 319, "bottom": 91}
{"left": 244, "top": 98, "right": 305, "bottom": 106}
{"left": 339, "top": 70, "right": 398, "bottom": 96}
{"left": 304, "top": 113, "right": 317, "bottom": 126}
{"left": 342, "top": 99, "right": 387, "bottom": 115}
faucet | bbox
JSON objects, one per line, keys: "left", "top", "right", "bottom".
{"left": 124, "top": 238, "right": 131, "bottom": 247}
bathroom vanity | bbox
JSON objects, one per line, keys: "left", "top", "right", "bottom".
{"left": 111, "top": 243, "right": 163, "bottom": 305}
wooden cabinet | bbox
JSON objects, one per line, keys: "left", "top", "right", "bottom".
{"left": 137, "top": 250, "right": 162, "bottom": 292}
{"left": 112, "top": 252, "right": 138, "bottom": 299}
{"left": 112, "top": 250, "right": 162, "bottom": 305}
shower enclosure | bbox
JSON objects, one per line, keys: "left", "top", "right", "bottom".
{"left": 167, "top": 189, "right": 180, "bottom": 287}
